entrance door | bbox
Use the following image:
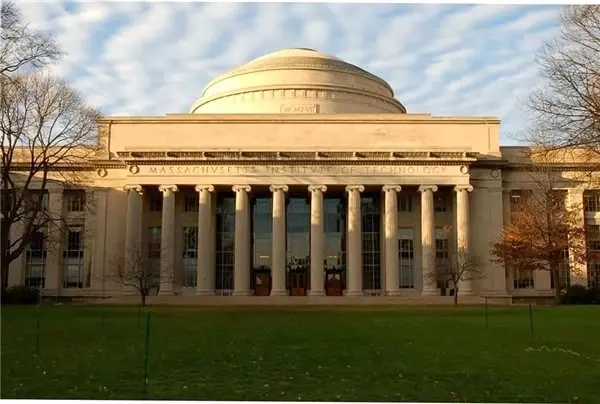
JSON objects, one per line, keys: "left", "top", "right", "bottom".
{"left": 290, "top": 270, "right": 307, "bottom": 296}
{"left": 254, "top": 272, "right": 271, "bottom": 296}
{"left": 326, "top": 272, "right": 343, "bottom": 296}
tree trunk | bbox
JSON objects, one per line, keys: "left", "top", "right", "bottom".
{"left": 141, "top": 293, "right": 146, "bottom": 307}
{"left": 454, "top": 288, "right": 459, "bottom": 306}
{"left": 553, "top": 269, "right": 562, "bottom": 304}
{"left": 1, "top": 255, "right": 9, "bottom": 291}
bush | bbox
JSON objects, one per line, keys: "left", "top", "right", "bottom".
{"left": 1, "top": 285, "right": 40, "bottom": 305}
{"left": 585, "top": 287, "right": 600, "bottom": 304}
{"left": 562, "top": 285, "right": 589, "bottom": 305}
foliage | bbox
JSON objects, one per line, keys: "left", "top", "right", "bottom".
{"left": 561, "top": 285, "right": 600, "bottom": 305}
{"left": 525, "top": 5, "right": 600, "bottom": 160}
{"left": 1, "top": 285, "right": 39, "bottom": 305}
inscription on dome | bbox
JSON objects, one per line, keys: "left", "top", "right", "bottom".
{"left": 280, "top": 104, "right": 319, "bottom": 113}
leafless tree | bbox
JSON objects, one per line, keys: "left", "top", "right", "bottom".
{"left": 1, "top": 0, "right": 64, "bottom": 77}
{"left": 108, "top": 245, "right": 171, "bottom": 307}
{"left": 426, "top": 250, "right": 484, "bottom": 306}
{"left": 525, "top": 5, "right": 600, "bottom": 161}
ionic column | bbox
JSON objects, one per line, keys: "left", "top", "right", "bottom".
{"left": 308, "top": 185, "right": 327, "bottom": 296}
{"left": 419, "top": 185, "right": 438, "bottom": 295}
{"left": 455, "top": 185, "right": 474, "bottom": 295}
{"left": 123, "top": 185, "right": 143, "bottom": 294}
{"left": 158, "top": 185, "right": 178, "bottom": 295}
{"left": 345, "top": 185, "right": 364, "bottom": 296}
{"left": 195, "top": 185, "right": 215, "bottom": 296}
{"left": 232, "top": 185, "right": 251, "bottom": 296}
{"left": 270, "top": 185, "right": 289, "bottom": 296}
{"left": 383, "top": 185, "right": 402, "bottom": 296}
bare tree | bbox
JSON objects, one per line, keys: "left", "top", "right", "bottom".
{"left": 0, "top": 72, "right": 101, "bottom": 290}
{"left": 108, "top": 245, "right": 171, "bottom": 307}
{"left": 1, "top": 0, "right": 64, "bottom": 77}
{"left": 526, "top": 5, "right": 600, "bottom": 160}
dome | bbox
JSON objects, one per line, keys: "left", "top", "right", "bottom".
{"left": 189, "top": 48, "right": 406, "bottom": 114}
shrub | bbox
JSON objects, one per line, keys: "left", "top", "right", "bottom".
{"left": 562, "top": 284, "right": 589, "bottom": 305}
{"left": 585, "top": 287, "right": 600, "bottom": 305}
{"left": 1, "top": 285, "right": 40, "bottom": 305}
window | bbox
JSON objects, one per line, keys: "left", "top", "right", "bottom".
{"left": 63, "top": 225, "right": 84, "bottom": 288}
{"left": 434, "top": 195, "right": 450, "bottom": 213}
{"left": 398, "top": 195, "right": 412, "bottom": 213}
{"left": 65, "top": 190, "right": 86, "bottom": 212}
{"left": 182, "top": 227, "right": 197, "bottom": 287}
{"left": 550, "top": 249, "right": 570, "bottom": 290}
{"left": 435, "top": 228, "right": 450, "bottom": 289}
{"left": 184, "top": 194, "right": 198, "bottom": 212}
{"left": 361, "top": 195, "right": 381, "bottom": 291}
{"left": 398, "top": 228, "right": 414, "bottom": 288}
{"left": 149, "top": 195, "right": 162, "bottom": 212}
{"left": 25, "top": 230, "right": 46, "bottom": 289}
{"left": 510, "top": 190, "right": 524, "bottom": 212}
{"left": 25, "top": 190, "right": 49, "bottom": 212}
{"left": 587, "top": 225, "right": 600, "bottom": 288}
{"left": 584, "top": 191, "right": 600, "bottom": 212}
{"left": 148, "top": 227, "right": 162, "bottom": 259}
{"left": 216, "top": 195, "right": 235, "bottom": 293}
{"left": 513, "top": 268, "right": 535, "bottom": 289}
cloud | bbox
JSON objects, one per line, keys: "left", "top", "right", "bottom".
{"left": 15, "top": 2, "right": 562, "bottom": 145}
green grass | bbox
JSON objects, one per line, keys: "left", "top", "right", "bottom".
{"left": 1, "top": 305, "right": 599, "bottom": 403}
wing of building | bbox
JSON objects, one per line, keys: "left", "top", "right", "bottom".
{"left": 7, "top": 48, "right": 600, "bottom": 303}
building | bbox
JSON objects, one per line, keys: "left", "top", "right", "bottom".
{"left": 6, "top": 48, "right": 600, "bottom": 302}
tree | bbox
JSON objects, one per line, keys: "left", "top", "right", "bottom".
{"left": 0, "top": 1, "right": 101, "bottom": 291}
{"left": 108, "top": 245, "right": 171, "bottom": 307}
{"left": 1, "top": 0, "right": 64, "bottom": 76}
{"left": 526, "top": 5, "right": 600, "bottom": 159}
{"left": 490, "top": 160, "right": 589, "bottom": 303}
{"left": 425, "top": 226, "right": 484, "bottom": 305}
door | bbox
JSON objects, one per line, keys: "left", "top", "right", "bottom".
{"left": 254, "top": 272, "right": 271, "bottom": 296}
{"left": 290, "top": 270, "right": 307, "bottom": 296}
{"left": 326, "top": 272, "right": 343, "bottom": 296}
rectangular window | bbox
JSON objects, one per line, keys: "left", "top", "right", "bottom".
{"left": 25, "top": 230, "right": 46, "bottom": 289}
{"left": 510, "top": 190, "right": 523, "bottom": 213}
{"left": 65, "top": 190, "right": 86, "bottom": 212}
{"left": 435, "top": 228, "right": 450, "bottom": 289}
{"left": 62, "top": 225, "right": 84, "bottom": 288}
{"left": 26, "top": 190, "right": 49, "bottom": 212}
{"left": 434, "top": 195, "right": 450, "bottom": 213}
{"left": 587, "top": 225, "right": 600, "bottom": 288}
{"left": 398, "top": 228, "right": 414, "bottom": 288}
{"left": 513, "top": 268, "right": 535, "bottom": 289}
{"left": 550, "top": 249, "right": 570, "bottom": 290}
{"left": 584, "top": 191, "right": 600, "bottom": 212}
{"left": 398, "top": 195, "right": 412, "bottom": 213}
{"left": 182, "top": 227, "right": 197, "bottom": 287}
{"left": 148, "top": 227, "right": 161, "bottom": 259}
{"left": 216, "top": 195, "right": 235, "bottom": 293}
{"left": 184, "top": 194, "right": 198, "bottom": 212}
{"left": 362, "top": 195, "right": 381, "bottom": 291}
{"left": 149, "top": 195, "right": 162, "bottom": 212}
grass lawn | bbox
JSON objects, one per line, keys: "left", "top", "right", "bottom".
{"left": 1, "top": 305, "right": 599, "bottom": 403}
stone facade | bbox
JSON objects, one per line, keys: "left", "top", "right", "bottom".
{"left": 7, "top": 48, "right": 600, "bottom": 302}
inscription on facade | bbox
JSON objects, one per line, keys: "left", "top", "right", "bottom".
{"left": 280, "top": 104, "right": 319, "bottom": 113}
{"left": 139, "top": 165, "right": 454, "bottom": 176}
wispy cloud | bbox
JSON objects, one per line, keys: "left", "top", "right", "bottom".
{"left": 17, "top": 2, "right": 562, "bottom": 144}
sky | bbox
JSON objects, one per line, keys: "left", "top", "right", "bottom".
{"left": 17, "top": 2, "right": 563, "bottom": 145}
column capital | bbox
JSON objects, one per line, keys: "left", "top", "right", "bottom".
{"left": 454, "top": 185, "right": 474, "bottom": 193}
{"left": 345, "top": 185, "right": 365, "bottom": 193}
{"left": 158, "top": 185, "right": 179, "bottom": 193}
{"left": 124, "top": 185, "right": 143, "bottom": 194}
{"left": 195, "top": 185, "right": 215, "bottom": 193}
{"left": 269, "top": 184, "right": 289, "bottom": 193}
{"left": 418, "top": 185, "right": 438, "bottom": 193}
{"left": 382, "top": 185, "right": 402, "bottom": 193}
{"left": 308, "top": 185, "right": 327, "bottom": 193}
{"left": 232, "top": 185, "right": 251, "bottom": 193}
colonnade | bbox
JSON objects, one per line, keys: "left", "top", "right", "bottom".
{"left": 122, "top": 184, "right": 473, "bottom": 296}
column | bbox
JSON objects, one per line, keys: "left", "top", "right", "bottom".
{"left": 455, "top": 185, "right": 474, "bottom": 295}
{"left": 308, "top": 185, "right": 327, "bottom": 296}
{"left": 383, "top": 185, "right": 401, "bottom": 296}
{"left": 195, "top": 185, "right": 215, "bottom": 295}
{"left": 123, "top": 185, "right": 143, "bottom": 294}
{"left": 233, "top": 185, "right": 251, "bottom": 296}
{"left": 345, "top": 185, "right": 364, "bottom": 296}
{"left": 568, "top": 188, "right": 588, "bottom": 286}
{"left": 158, "top": 185, "right": 178, "bottom": 295}
{"left": 419, "top": 185, "right": 438, "bottom": 295}
{"left": 44, "top": 189, "right": 64, "bottom": 293}
{"left": 270, "top": 185, "right": 289, "bottom": 296}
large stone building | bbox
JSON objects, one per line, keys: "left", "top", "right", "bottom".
{"left": 7, "top": 48, "right": 600, "bottom": 302}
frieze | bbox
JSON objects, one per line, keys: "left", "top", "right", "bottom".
{"left": 136, "top": 164, "right": 461, "bottom": 177}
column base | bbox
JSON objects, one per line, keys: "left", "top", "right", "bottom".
{"left": 308, "top": 290, "right": 326, "bottom": 297}
{"left": 422, "top": 289, "right": 439, "bottom": 296}
{"left": 195, "top": 290, "right": 215, "bottom": 296}
{"left": 270, "top": 290, "right": 288, "bottom": 296}
{"left": 345, "top": 290, "right": 363, "bottom": 297}
{"left": 386, "top": 290, "right": 402, "bottom": 297}
{"left": 232, "top": 290, "right": 252, "bottom": 296}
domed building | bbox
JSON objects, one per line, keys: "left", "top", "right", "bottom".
{"left": 7, "top": 48, "right": 599, "bottom": 304}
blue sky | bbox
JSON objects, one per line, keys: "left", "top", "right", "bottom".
{"left": 19, "top": 2, "right": 563, "bottom": 145}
